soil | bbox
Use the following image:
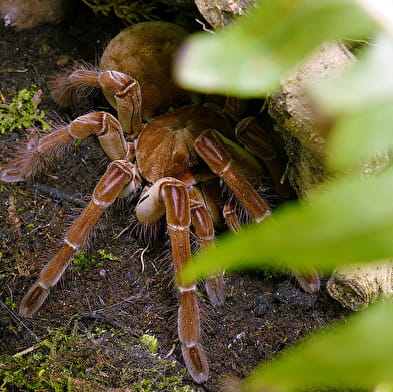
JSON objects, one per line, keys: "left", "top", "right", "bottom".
{"left": 0, "top": 3, "right": 349, "bottom": 391}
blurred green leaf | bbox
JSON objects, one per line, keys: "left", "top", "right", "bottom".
{"left": 175, "top": 0, "right": 375, "bottom": 96}
{"left": 328, "top": 101, "right": 393, "bottom": 170}
{"left": 182, "top": 165, "right": 393, "bottom": 283}
{"left": 176, "top": 1, "right": 393, "bottom": 391}
{"left": 243, "top": 300, "right": 393, "bottom": 392}
{"left": 309, "top": 34, "right": 393, "bottom": 170}
{"left": 311, "top": 35, "right": 393, "bottom": 112}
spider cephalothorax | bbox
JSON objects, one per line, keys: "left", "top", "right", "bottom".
{"left": 0, "top": 21, "right": 319, "bottom": 383}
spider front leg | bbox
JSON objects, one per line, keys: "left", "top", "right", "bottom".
{"left": 50, "top": 69, "right": 143, "bottom": 138}
{"left": 0, "top": 112, "right": 132, "bottom": 183}
{"left": 20, "top": 160, "right": 140, "bottom": 317}
{"left": 195, "top": 129, "right": 320, "bottom": 294}
{"left": 135, "top": 178, "right": 209, "bottom": 383}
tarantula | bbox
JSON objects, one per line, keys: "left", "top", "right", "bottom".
{"left": 0, "top": 21, "right": 319, "bottom": 383}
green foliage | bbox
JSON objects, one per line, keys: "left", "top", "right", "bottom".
{"left": 96, "top": 248, "right": 121, "bottom": 262}
{"left": 0, "top": 323, "right": 194, "bottom": 392}
{"left": 73, "top": 249, "right": 120, "bottom": 272}
{"left": 4, "top": 298, "right": 16, "bottom": 309}
{"left": 0, "top": 324, "right": 83, "bottom": 391}
{"left": 176, "top": 0, "right": 393, "bottom": 391}
{"left": 129, "top": 357, "right": 193, "bottom": 392}
{"left": 140, "top": 334, "right": 158, "bottom": 352}
{"left": 175, "top": 0, "right": 376, "bottom": 96}
{"left": 73, "top": 250, "right": 94, "bottom": 272}
{"left": 183, "top": 165, "right": 393, "bottom": 280}
{"left": 0, "top": 85, "right": 51, "bottom": 134}
{"left": 310, "top": 33, "right": 393, "bottom": 171}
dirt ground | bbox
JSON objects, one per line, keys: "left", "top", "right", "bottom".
{"left": 0, "top": 3, "right": 349, "bottom": 391}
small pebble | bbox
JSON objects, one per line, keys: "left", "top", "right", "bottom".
{"left": 253, "top": 294, "right": 270, "bottom": 317}
{"left": 99, "top": 269, "right": 106, "bottom": 278}
{"left": 232, "top": 331, "right": 246, "bottom": 342}
{"left": 274, "top": 281, "right": 317, "bottom": 309}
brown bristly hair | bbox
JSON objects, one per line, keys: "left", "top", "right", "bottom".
{"left": 48, "top": 62, "right": 101, "bottom": 107}
{"left": 129, "top": 215, "right": 165, "bottom": 247}
{"left": 5, "top": 125, "right": 74, "bottom": 181}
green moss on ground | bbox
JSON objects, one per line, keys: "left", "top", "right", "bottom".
{"left": 0, "top": 321, "right": 194, "bottom": 392}
{"left": 0, "top": 85, "right": 51, "bottom": 134}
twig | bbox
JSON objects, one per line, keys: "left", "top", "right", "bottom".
{"left": 84, "top": 294, "right": 144, "bottom": 314}
{"left": 165, "top": 343, "right": 176, "bottom": 358}
{"left": 140, "top": 244, "right": 149, "bottom": 273}
{"left": 0, "top": 300, "right": 40, "bottom": 341}
{"left": 12, "top": 341, "right": 44, "bottom": 357}
{"left": 33, "top": 183, "right": 87, "bottom": 207}
{"left": 113, "top": 223, "right": 132, "bottom": 239}
{"left": 80, "top": 313, "right": 141, "bottom": 339}
{"left": 195, "top": 18, "right": 215, "bottom": 33}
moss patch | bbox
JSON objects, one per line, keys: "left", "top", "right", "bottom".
{"left": 0, "top": 85, "right": 51, "bottom": 134}
{"left": 0, "top": 320, "right": 194, "bottom": 392}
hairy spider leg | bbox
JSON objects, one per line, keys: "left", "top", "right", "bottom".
{"left": 19, "top": 160, "right": 138, "bottom": 317}
{"left": 135, "top": 178, "right": 209, "bottom": 383}
{"left": 195, "top": 129, "right": 271, "bottom": 223}
{"left": 223, "top": 198, "right": 242, "bottom": 233}
{"left": 195, "top": 128, "right": 320, "bottom": 294}
{"left": 0, "top": 112, "right": 134, "bottom": 183}
{"left": 50, "top": 69, "right": 143, "bottom": 138}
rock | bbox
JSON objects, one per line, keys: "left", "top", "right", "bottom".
{"left": 253, "top": 294, "right": 270, "bottom": 316}
{"left": 327, "top": 261, "right": 393, "bottom": 311}
{"left": 195, "top": 0, "right": 256, "bottom": 29}
{"left": 0, "top": 0, "right": 75, "bottom": 31}
{"left": 274, "top": 281, "right": 317, "bottom": 309}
